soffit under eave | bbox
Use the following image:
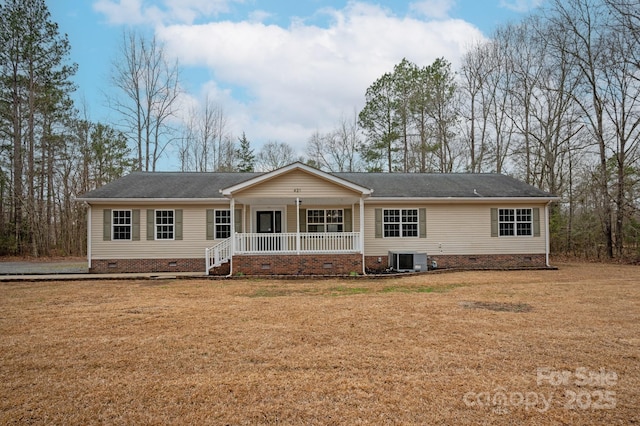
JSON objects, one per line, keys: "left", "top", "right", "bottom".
{"left": 231, "top": 196, "right": 365, "bottom": 206}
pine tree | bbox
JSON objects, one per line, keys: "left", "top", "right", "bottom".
{"left": 235, "top": 132, "right": 255, "bottom": 172}
{"left": 0, "top": 0, "right": 77, "bottom": 255}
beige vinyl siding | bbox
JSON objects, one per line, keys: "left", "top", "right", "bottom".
{"left": 285, "top": 205, "right": 297, "bottom": 233}
{"left": 235, "top": 169, "right": 360, "bottom": 199}
{"left": 91, "top": 204, "right": 230, "bottom": 259}
{"left": 363, "top": 203, "right": 547, "bottom": 256}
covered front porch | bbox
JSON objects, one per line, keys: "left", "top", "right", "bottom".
{"left": 204, "top": 163, "right": 372, "bottom": 275}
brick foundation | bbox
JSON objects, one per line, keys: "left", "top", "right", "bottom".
{"left": 90, "top": 258, "right": 208, "bottom": 274}
{"left": 365, "top": 255, "right": 390, "bottom": 273}
{"left": 364, "top": 253, "right": 547, "bottom": 273}
{"left": 232, "top": 254, "right": 363, "bottom": 276}
{"left": 90, "top": 253, "right": 547, "bottom": 275}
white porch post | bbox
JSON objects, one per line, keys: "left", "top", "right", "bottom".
{"left": 360, "top": 197, "right": 365, "bottom": 274}
{"left": 87, "top": 205, "right": 92, "bottom": 270}
{"left": 230, "top": 198, "right": 235, "bottom": 275}
{"left": 296, "top": 197, "right": 300, "bottom": 254}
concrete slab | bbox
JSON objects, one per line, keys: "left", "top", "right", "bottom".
{"left": 0, "top": 271, "right": 209, "bottom": 282}
{"left": 0, "top": 260, "right": 211, "bottom": 282}
{"left": 0, "top": 261, "right": 88, "bottom": 275}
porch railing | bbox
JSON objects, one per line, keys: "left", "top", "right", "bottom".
{"left": 235, "top": 232, "right": 361, "bottom": 254}
{"left": 206, "top": 232, "right": 361, "bottom": 272}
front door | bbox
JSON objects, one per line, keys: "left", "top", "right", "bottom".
{"left": 257, "top": 210, "right": 282, "bottom": 250}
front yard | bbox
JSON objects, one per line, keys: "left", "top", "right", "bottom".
{"left": 0, "top": 263, "right": 638, "bottom": 424}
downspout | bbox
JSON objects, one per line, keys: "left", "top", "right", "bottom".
{"left": 360, "top": 197, "right": 366, "bottom": 275}
{"left": 87, "top": 204, "right": 92, "bottom": 271}
{"left": 296, "top": 197, "right": 300, "bottom": 254}
{"left": 545, "top": 201, "right": 551, "bottom": 267}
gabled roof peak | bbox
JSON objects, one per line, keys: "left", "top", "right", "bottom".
{"left": 220, "top": 162, "right": 373, "bottom": 197}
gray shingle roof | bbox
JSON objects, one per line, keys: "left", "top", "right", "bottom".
{"left": 78, "top": 170, "right": 554, "bottom": 200}
{"left": 335, "top": 173, "right": 552, "bottom": 198}
{"left": 79, "top": 172, "right": 262, "bottom": 199}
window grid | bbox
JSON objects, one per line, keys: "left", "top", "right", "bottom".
{"left": 499, "top": 208, "right": 532, "bottom": 236}
{"left": 112, "top": 210, "right": 131, "bottom": 240}
{"left": 383, "top": 209, "right": 418, "bottom": 238}
{"left": 215, "top": 210, "right": 231, "bottom": 239}
{"left": 155, "top": 210, "right": 174, "bottom": 240}
{"left": 307, "top": 209, "right": 343, "bottom": 233}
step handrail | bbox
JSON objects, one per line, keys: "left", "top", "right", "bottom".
{"left": 205, "top": 237, "right": 232, "bottom": 272}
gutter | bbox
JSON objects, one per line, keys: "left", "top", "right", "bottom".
{"left": 545, "top": 200, "right": 553, "bottom": 267}
{"left": 75, "top": 197, "right": 228, "bottom": 204}
{"left": 368, "top": 196, "right": 560, "bottom": 204}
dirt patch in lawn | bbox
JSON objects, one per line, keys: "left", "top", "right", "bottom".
{"left": 0, "top": 262, "right": 638, "bottom": 425}
{"left": 460, "top": 300, "right": 534, "bottom": 312}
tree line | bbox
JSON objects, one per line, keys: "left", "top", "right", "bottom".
{"left": 0, "top": 0, "right": 638, "bottom": 260}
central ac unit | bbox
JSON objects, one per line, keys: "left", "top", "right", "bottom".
{"left": 388, "top": 251, "right": 428, "bottom": 272}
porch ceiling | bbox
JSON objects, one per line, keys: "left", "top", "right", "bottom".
{"left": 233, "top": 196, "right": 363, "bottom": 206}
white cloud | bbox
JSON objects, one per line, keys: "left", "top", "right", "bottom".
{"left": 157, "top": 2, "right": 485, "bottom": 154}
{"left": 164, "top": 0, "right": 233, "bottom": 23}
{"left": 93, "top": 0, "right": 236, "bottom": 25}
{"left": 499, "top": 0, "right": 545, "bottom": 13}
{"left": 248, "top": 10, "right": 274, "bottom": 23}
{"left": 409, "top": 0, "right": 456, "bottom": 19}
{"left": 93, "top": 0, "right": 149, "bottom": 25}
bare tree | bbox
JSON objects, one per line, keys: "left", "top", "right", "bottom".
{"left": 600, "top": 31, "right": 640, "bottom": 256}
{"left": 486, "top": 28, "right": 518, "bottom": 174}
{"left": 178, "top": 97, "right": 235, "bottom": 172}
{"left": 459, "top": 42, "right": 493, "bottom": 172}
{"left": 459, "top": 35, "right": 516, "bottom": 174}
{"left": 256, "top": 141, "right": 297, "bottom": 172}
{"left": 306, "top": 112, "right": 363, "bottom": 172}
{"left": 503, "top": 17, "right": 585, "bottom": 196}
{"left": 548, "top": 0, "right": 614, "bottom": 257}
{"left": 108, "top": 30, "right": 181, "bottom": 171}
{"left": 605, "top": 0, "right": 640, "bottom": 73}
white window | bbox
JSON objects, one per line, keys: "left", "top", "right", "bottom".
{"left": 155, "top": 210, "right": 174, "bottom": 240}
{"left": 307, "top": 209, "right": 343, "bottom": 233}
{"left": 215, "top": 210, "right": 231, "bottom": 239}
{"left": 112, "top": 210, "right": 131, "bottom": 240}
{"left": 499, "top": 208, "right": 532, "bottom": 236}
{"left": 383, "top": 209, "right": 418, "bottom": 237}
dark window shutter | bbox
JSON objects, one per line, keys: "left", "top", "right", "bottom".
{"left": 175, "top": 209, "right": 183, "bottom": 240}
{"left": 147, "top": 209, "right": 154, "bottom": 240}
{"left": 533, "top": 207, "right": 540, "bottom": 237}
{"left": 103, "top": 209, "right": 111, "bottom": 241}
{"left": 491, "top": 208, "right": 498, "bottom": 237}
{"left": 344, "top": 208, "right": 352, "bottom": 232}
{"left": 299, "top": 208, "right": 306, "bottom": 231}
{"left": 206, "top": 209, "right": 214, "bottom": 240}
{"left": 419, "top": 208, "right": 426, "bottom": 238}
{"left": 234, "top": 209, "right": 242, "bottom": 233}
{"left": 132, "top": 209, "right": 140, "bottom": 241}
{"left": 375, "top": 208, "right": 382, "bottom": 238}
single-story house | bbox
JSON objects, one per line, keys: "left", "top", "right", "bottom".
{"left": 77, "top": 162, "right": 558, "bottom": 275}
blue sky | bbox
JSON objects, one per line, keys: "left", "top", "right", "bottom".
{"left": 49, "top": 0, "right": 544, "bottom": 169}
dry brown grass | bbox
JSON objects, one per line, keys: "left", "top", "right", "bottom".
{"left": 1, "top": 262, "right": 638, "bottom": 425}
